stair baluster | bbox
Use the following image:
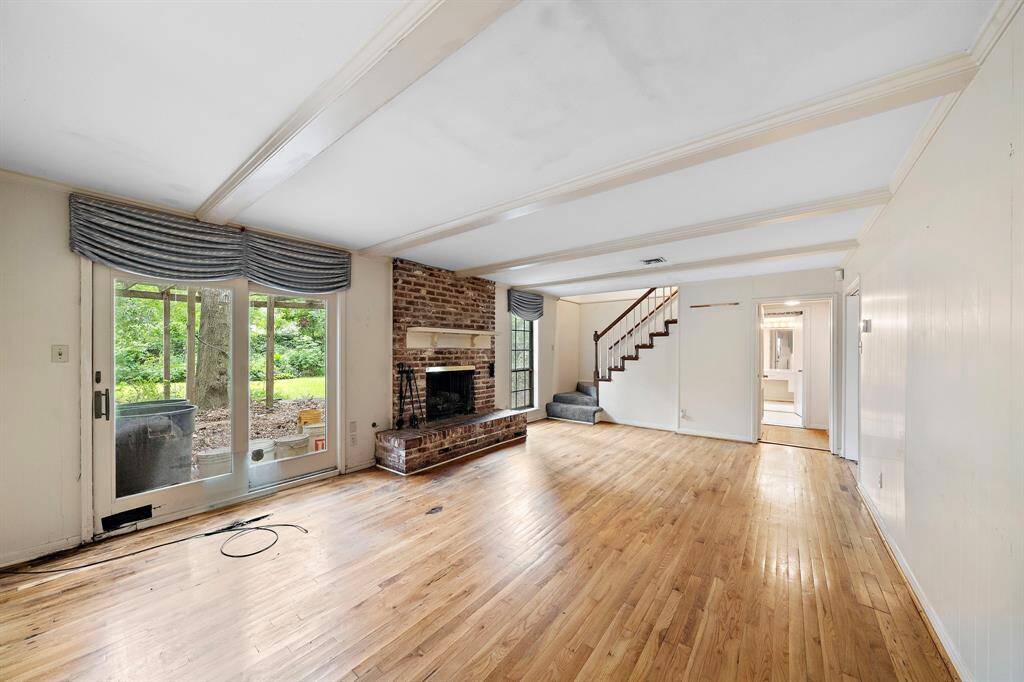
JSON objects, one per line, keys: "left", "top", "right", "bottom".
{"left": 590, "top": 286, "right": 680, "bottom": 402}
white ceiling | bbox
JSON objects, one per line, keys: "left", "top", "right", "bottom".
{"left": 496, "top": 207, "right": 874, "bottom": 288}
{"left": 239, "top": 0, "right": 988, "bottom": 245}
{"left": 0, "top": 0, "right": 401, "bottom": 210}
{"left": 399, "top": 101, "right": 933, "bottom": 273}
{"left": 0, "top": 0, "right": 997, "bottom": 297}
{"left": 540, "top": 251, "right": 849, "bottom": 299}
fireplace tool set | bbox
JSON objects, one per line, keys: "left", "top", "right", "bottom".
{"left": 395, "top": 363, "right": 423, "bottom": 429}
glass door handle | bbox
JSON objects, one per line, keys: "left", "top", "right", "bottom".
{"left": 94, "top": 388, "right": 110, "bottom": 420}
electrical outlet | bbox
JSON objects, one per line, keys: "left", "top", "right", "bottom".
{"left": 680, "top": 408, "right": 687, "bottom": 419}
{"left": 51, "top": 344, "right": 69, "bottom": 363}
{"left": 348, "top": 421, "right": 358, "bottom": 447}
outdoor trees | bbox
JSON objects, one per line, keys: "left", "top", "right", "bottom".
{"left": 193, "top": 288, "right": 231, "bottom": 410}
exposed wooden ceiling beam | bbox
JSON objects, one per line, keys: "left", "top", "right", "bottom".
{"left": 196, "top": 0, "right": 518, "bottom": 225}
{"left": 456, "top": 188, "right": 889, "bottom": 278}
{"left": 361, "top": 53, "right": 977, "bottom": 257}
{"left": 521, "top": 240, "right": 859, "bottom": 290}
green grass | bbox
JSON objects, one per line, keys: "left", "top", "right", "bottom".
{"left": 116, "top": 376, "right": 325, "bottom": 404}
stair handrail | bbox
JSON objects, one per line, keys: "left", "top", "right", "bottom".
{"left": 594, "top": 288, "right": 656, "bottom": 341}
{"left": 605, "top": 290, "right": 678, "bottom": 350}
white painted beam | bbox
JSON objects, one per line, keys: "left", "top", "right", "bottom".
{"left": 456, "top": 188, "right": 889, "bottom": 278}
{"left": 361, "top": 53, "right": 977, "bottom": 256}
{"left": 521, "top": 240, "right": 859, "bottom": 289}
{"left": 196, "top": 0, "right": 517, "bottom": 225}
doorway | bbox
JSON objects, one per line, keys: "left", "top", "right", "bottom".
{"left": 90, "top": 265, "right": 340, "bottom": 534}
{"left": 757, "top": 298, "right": 832, "bottom": 451}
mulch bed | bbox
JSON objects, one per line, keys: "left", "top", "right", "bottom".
{"left": 193, "top": 397, "right": 326, "bottom": 452}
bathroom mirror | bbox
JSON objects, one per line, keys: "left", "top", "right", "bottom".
{"left": 770, "top": 329, "right": 794, "bottom": 370}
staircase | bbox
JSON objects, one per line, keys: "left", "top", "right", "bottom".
{"left": 546, "top": 287, "right": 678, "bottom": 424}
{"left": 546, "top": 381, "right": 602, "bottom": 424}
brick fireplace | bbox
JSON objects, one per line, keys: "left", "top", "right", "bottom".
{"left": 391, "top": 258, "right": 495, "bottom": 418}
{"left": 377, "top": 258, "right": 526, "bottom": 474}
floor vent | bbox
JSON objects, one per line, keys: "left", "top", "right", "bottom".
{"left": 101, "top": 505, "right": 153, "bottom": 532}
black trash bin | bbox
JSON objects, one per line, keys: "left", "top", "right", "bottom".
{"left": 115, "top": 400, "right": 197, "bottom": 497}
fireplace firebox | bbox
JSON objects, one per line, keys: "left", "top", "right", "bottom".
{"left": 425, "top": 366, "right": 475, "bottom": 421}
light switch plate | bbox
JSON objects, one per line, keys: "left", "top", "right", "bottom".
{"left": 51, "top": 344, "right": 69, "bottom": 363}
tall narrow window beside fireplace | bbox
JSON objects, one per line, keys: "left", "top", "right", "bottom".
{"left": 510, "top": 313, "right": 534, "bottom": 409}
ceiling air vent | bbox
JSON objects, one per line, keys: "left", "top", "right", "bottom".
{"left": 640, "top": 257, "right": 667, "bottom": 266}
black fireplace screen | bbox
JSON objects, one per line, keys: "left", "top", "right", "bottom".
{"left": 425, "top": 368, "right": 475, "bottom": 420}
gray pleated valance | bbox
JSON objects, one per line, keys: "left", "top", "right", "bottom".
{"left": 508, "top": 289, "right": 544, "bottom": 321}
{"left": 69, "top": 194, "right": 350, "bottom": 293}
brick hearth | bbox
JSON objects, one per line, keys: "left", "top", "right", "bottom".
{"left": 375, "top": 410, "right": 527, "bottom": 474}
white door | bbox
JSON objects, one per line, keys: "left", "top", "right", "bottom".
{"left": 92, "top": 267, "right": 340, "bottom": 533}
{"left": 843, "top": 292, "right": 861, "bottom": 461}
{"left": 92, "top": 266, "right": 249, "bottom": 532}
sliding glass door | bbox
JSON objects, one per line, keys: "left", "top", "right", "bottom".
{"left": 91, "top": 266, "right": 339, "bottom": 533}
{"left": 246, "top": 287, "right": 337, "bottom": 489}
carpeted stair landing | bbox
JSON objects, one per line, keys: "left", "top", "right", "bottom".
{"left": 546, "top": 382, "right": 603, "bottom": 424}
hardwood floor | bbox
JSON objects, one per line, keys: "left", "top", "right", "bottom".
{"left": 760, "top": 423, "right": 831, "bottom": 451}
{"left": 0, "top": 421, "right": 952, "bottom": 681}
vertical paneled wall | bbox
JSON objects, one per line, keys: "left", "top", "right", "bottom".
{"left": 844, "top": 12, "right": 1023, "bottom": 679}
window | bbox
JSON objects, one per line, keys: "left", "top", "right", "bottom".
{"left": 510, "top": 313, "right": 534, "bottom": 409}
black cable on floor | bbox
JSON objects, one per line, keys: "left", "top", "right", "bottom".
{"left": 0, "top": 514, "right": 308, "bottom": 575}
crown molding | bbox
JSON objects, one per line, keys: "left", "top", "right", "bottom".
{"left": 195, "top": 0, "right": 517, "bottom": 225}
{"left": 971, "top": 0, "right": 1023, "bottom": 66}
{"left": 845, "top": 0, "right": 1022, "bottom": 266}
{"left": 521, "top": 240, "right": 859, "bottom": 290}
{"left": 456, "top": 188, "right": 889, "bottom": 278}
{"left": 361, "top": 52, "right": 976, "bottom": 257}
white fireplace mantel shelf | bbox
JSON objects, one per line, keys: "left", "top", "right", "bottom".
{"left": 406, "top": 327, "right": 496, "bottom": 349}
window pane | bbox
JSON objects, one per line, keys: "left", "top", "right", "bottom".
{"left": 113, "top": 280, "right": 232, "bottom": 497}
{"left": 509, "top": 313, "right": 534, "bottom": 409}
{"left": 248, "top": 294, "right": 328, "bottom": 466}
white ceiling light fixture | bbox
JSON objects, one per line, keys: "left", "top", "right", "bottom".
{"left": 784, "top": 300, "right": 801, "bottom": 306}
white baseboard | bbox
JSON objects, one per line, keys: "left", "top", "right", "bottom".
{"left": 1, "top": 534, "right": 81, "bottom": 568}
{"left": 602, "top": 417, "right": 676, "bottom": 432}
{"left": 857, "top": 484, "right": 969, "bottom": 682}
{"left": 345, "top": 460, "right": 376, "bottom": 473}
{"left": 676, "top": 427, "right": 755, "bottom": 444}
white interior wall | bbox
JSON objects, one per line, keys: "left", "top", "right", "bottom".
{"left": 677, "top": 269, "right": 838, "bottom": 443}
{"left": 552, "top": 300, "right": 580, "bottom": 394}
{"left": 0, "top": 172, "right": 395, "bottom": 565}
{"left": 343, "top": 254, "right": 392, "bottom": 470}
{"left": 842, "top": 12, "right": 1023, "bottom": 680}
{"left": 574, "top": 297, "right": 679, "bottom": 430}
{"left": 0, "top": 173, "right": 84, "bottom": 565}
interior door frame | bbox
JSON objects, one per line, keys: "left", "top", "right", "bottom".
{"left": 841, "top": 277, "right": 862, "bottom": 461}
{"left": 750, "top": 292, "right": 839, "bottom": 454}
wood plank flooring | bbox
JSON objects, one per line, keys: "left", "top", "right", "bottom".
{"left": 0, "top": 421, "right": 952, "bottom": 681}
{"left": 761, "top": 423, "right": 831, "bottom": 450}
